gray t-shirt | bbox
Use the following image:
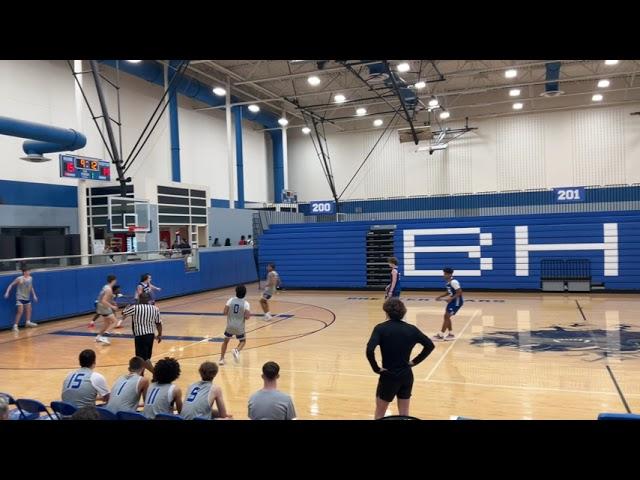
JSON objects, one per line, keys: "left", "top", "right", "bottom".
{"left": 248, "top": 389, "right": 296, "bottom": 420}
{"left": 16, "top": 276, "right": 32, "bottom": 301}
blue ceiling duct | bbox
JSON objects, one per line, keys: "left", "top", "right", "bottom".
{"left": 366, "top": 62, "right": 417, "bottom": 109}
{"left": 544, "top": 62, "right": 562, "bottom": 96}
{"left": 0, "top": 115, "right": 86, "bottom": 161}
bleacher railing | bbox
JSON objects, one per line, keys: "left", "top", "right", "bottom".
{"left": 0, "top": 248, "right": 200, "bottom": 274}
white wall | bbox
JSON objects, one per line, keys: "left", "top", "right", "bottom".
{"left": 0, "top": 60, "right": 272, "bottom": 203}
{"left": 288, "top": 104, "right": 640, "bottom": 201}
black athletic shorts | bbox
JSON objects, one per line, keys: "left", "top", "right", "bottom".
{"left": 134, "top": 334, "right": 155, "bottom": 360}
{"left": 376, "top": 369, "right": 414, "bottom": 402}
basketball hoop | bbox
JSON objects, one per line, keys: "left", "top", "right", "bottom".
{"left": 128, "top": 225, "right": 142, "bottom": 234}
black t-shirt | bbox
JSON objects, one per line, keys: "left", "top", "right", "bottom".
{"left": 366, "top": 319, "right": 435, "bottom": 376}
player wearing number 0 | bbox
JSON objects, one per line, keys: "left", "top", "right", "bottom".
{"left": 433, "top": 267, "right": 464, "bottom": 341}
{"left": 219, "top": 285, "right": 250, "bottom": 365}
{"left": 260, "top": 263, "right": 280, "bottom": 321}
{"left": 384, "top": 257, "right": 401, "bottom": 299}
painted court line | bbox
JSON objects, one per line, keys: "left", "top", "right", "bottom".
{"left": 162, "top": 311, "right": 293, "bottom": 318}
{"left": 49, "top": 330, "right": 225, "bottom": 343}
{"left": 426, "top": 378, "right": 640, "bottom": 398}
{"left": 424, "top": 309, "right": 481, "bottom": 382}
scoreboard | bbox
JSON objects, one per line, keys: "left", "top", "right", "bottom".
{"left": 60, "top": 154, "right": 111, "bottom": 181}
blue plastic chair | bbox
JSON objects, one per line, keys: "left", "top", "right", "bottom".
{"left": 15, "top": 398, "right": 54, "bottom": 420}
{"left": 96, "top": 406, "right": 118, "bottom": 420}
{"left": 598, "top": 412, "right": 640, "bottom": 421}
{"left": 50, "top": 401, "right": 77, "bottom": 420}
{"left": 117, "top": 411, "right": 147, "bottom": 420}
{"left": 155, "top": 413, "right": 183, "bottom": 420}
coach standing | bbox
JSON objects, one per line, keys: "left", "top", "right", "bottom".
{"left": 122, "top": 292, "right": 162, "bottom": 373}
{"left": 366, "top": 298, "right": 435, "bottom": 419}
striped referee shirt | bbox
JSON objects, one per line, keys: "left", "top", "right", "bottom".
{"left": 123, "top": 304, "right": 161, "bottom": 336}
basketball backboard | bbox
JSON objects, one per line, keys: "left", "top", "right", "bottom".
{"left": 107, "top": 196, "right": 151, "bottom": 233}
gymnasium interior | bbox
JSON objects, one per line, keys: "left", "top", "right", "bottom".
{"left": 1, "top": 59, "right": 639, "bottom": 421}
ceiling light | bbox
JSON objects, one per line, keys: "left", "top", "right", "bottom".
{"left": 307, "top": 76, "right": 321, "bottom": 86}
{"left": 597, "top": 79, "right": 610, "bottom": 88}
{"left": 302, "top": 127, "right": 311, "bottom": 134}
{"left": 213, "top": 87, "right": 226, "bottom": 96}
{"left": 428, "top": 98, "right": 439, "bottom": 107}
{"left": 512, "top": 102, "right": 523, "bottom": 110}
{"left": 592, "top": 94, "right": 603, "bottom": 102}
{"left": 278, "top": 117, "right": 289, "bottom": 126}
{"left": 505, "top": 69, "right": 518, "bottom": 79}
{"left": 414, "top": 81, "right": 426, "bottom": 89}
{"left": 373, "top": 119, "right": 383, "bottom": 127}
{"left": 397, "top": 62, "right": 410, "bottom": 73}
{"left": 248, "top": 104, "right": 260, "bottom": 113}
{"left": 604, "top": 60, "right": 619, "bottom": 66}
{"left": 439, "top": 111, "right": 450, "bottom": 119}
{"left": 126, "top": 60, "right": 142, "bottom": 63}
{"left": 356, "top": 107, "right": 367, "bottom": 116}
{"left": 509, "top": 88, "right": 521, "bottom": 97}
{"left": 334, "top": 94, "right": 346, "bottom": 103}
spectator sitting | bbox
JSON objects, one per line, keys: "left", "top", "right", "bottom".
{"left": 239, "top": 235, "right": 247, "bottom": 246}
{"left": 212, "top": 238, "right": 221, "bottom": 247}
{"left": 70, "top": 406, "right": 101, "bottom": 420}
{"left": 248, "top": 361, "right": 297, "bottom": 420}
{"left": 248, "top": 235, "right": 254, "bottom": 246}
{"left": 179, "top": 241, "right": 191, "bottom": 256}
{"left": 224, "top": 238, "right": 231, "bottom": 247}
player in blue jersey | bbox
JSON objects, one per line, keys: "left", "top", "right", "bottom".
{"left": 384, "top": 257, "right": 401, "bottom": 299}
{"left": 434, "top": 267, "right": 463, "bottom": 341}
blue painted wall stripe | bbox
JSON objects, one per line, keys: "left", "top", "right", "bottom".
{"left": 169, "top": 61, "right": 181, "bottom": 183}
{"left": 0, "top": 179, "right": 77, "bottom": 207}
{"left": 233, "top": 106, "right": 245, "bottom": 208}
{"left": 270, "top": 130, "right": 284, "bottom": 202}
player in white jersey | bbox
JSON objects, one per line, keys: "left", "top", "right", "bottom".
{"left": 259, "top": 263, "right": 280, "bottom": 321}
{"left": 4, "top": 265, "right": 38, "bottom": 332}
{"left": 219, "top": 285, "right": 251, "bottom": 365}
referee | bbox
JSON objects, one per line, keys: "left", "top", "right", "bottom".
{"left": 366, "top": 298, "right": 435, "bottom": 419}
{"left": 122, "top": 292, "right": 162, "bottom": 374}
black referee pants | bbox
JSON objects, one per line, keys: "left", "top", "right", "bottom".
{"left": 134, "top": 334, "right": 155, "bottom": 360}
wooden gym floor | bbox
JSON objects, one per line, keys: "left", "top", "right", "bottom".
{"left": 1, "top": 285, "right": 639, "bottom": 419}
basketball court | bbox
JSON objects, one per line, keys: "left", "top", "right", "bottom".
{"left": 2, "top": 286, "right": 638, "bottom": 419}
